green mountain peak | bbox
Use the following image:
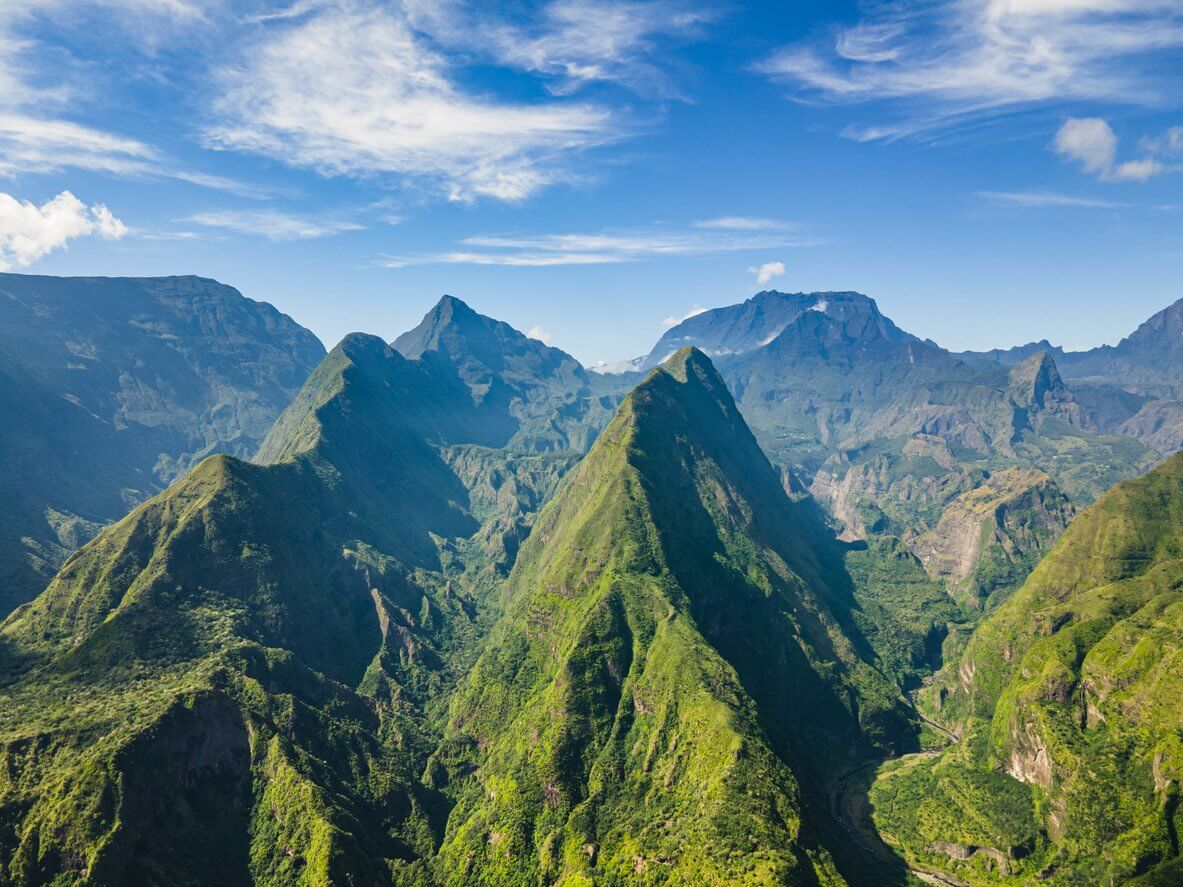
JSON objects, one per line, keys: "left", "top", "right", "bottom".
{"left": 435, "top": 348, "right": 905, "bottom": 884}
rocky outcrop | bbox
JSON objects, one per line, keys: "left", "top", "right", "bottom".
{"left": 1117, "top": 399, "right": 1183, "bottom": 455}
{"left": 1006, "top": 351, "right": 1092, "bottom": 437}
{"left": 911, "top": 468, "right": 1075, "bottom": 609}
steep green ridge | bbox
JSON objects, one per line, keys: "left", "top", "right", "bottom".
{"left": 436, "top": 348, "right": 911, "bottom": 884}
{"left": 0, "top": 293, "right": 628, "bottom": 886}
{"left": 870, "top": 452, "right": 1183, "bottom": 884}
{"left": 0, "top": 273, "right": 325, "bottom": 615}
{"left": 0, "top": 334, "right": 483, "bottom": 884}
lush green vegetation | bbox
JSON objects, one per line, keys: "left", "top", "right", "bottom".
{"left": 871, "top": 452, "right": 1183, "bottom": 884}
{"left": 438, "top": 348, "right": 912, "bottom": 884}
{"left": 4, "top": 285, "right": 1181, "bottom": 886}
{"left": 0, "top": 306, "right": 614, "bottom": 886}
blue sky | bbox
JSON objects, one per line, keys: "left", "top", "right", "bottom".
{"left": 3, "top": 0, "right": 1182, "bottom": 366}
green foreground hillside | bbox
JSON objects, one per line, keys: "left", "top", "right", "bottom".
{"left": 0, "top": 344, "right": 923, "bottom": 885}
{"left": 870, "top": 451, "right": 1183, "bottom": 884}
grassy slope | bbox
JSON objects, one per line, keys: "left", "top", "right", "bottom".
{"left": 0, "top": 317, "right": 626, "bottom": 886}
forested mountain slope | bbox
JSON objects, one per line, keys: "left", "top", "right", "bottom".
{"left": 437, "top": 348, "right": 913, "bottom": 884}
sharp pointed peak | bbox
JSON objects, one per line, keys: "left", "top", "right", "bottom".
{"left": 433, "top": 293, "right": 475, "bottom": 314}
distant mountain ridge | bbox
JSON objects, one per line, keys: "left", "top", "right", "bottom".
{"left": 961, "top": 297, "right": 1183, "bottom": 453}
{"left": 0, "top": 273, "right": 325, "bottom": 615}
{"left": 962, "top": 296, "right": 1183, "bottom": 390}
{"left": 636, "top": 289, "right": 922, "bottom": 370}
{"left": 5, "top": 283, "right": 1183, "bottom": 884}
{"left": 393, "top": 294, "right": 619, "bottom": 453}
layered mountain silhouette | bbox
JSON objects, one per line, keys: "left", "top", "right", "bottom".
{"left": 0, "top": 274, "right": 325, "bottom": 614}
{"left": 0, "top": 297, "right": 627, "bottom": 885}
{"left": 963, "top": 296, "right": 1183, "bottom": 453}
{"left": 0, "top": 333, "right": 481, "bottom": 883}
{"left": 638, "top": 292, "right": 1157, "bottom": 624}
{"left": 4, "top": 278, "right": 1183, "bottom": 885}
{"left": 0, "top": 333, "right": 922, "bottom": 884}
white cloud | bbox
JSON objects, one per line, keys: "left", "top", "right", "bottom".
{"left": 205, "top": 4, "right": 618, "bottom": 201}
{"left": 748, "top": 261, "right": 785, "bottom": 286}
{"left": 385, "top": 224, "right": 819, "bottom": 267}
{"left": 757, "top": 0, "right": 1183, "bottom": 140}
{"left": 977, "top": 189, "right": 1127, "bottom": 207}
{"left": 1141, "top": 125, "right": 1183, "bottom": 155}
{"left": 526, "top": 324, "right": 554, "bottom": 345}
{"left": 661, "top": 306, "right": 708, "bottom": 328}
{"left": 1054, "top": 117, "right": 1118, "bottom": 175}
{"left": 591, "top": 356, "right": 645, "bottom": 374}
{"left": 1112, "top": 157, "right": 1164, "bottom": 181}
{"left": 1053, "top": 116, "right": 1172, "bottom": 181}
{"left": 0, "top": 190, "right": 126, "bottom": 270}
{"left": 184, "top": 208, "right": 364, "bottom": 241}
{"left": 0, "top": 113, "right": 157, "bottom": 177}
{"left": 173, "top": 170, "right": 280, "bottom": 200}
{"left": 478, "top": 0, "right": 716, "bottom": 98}
{"left": 694, "top": 216, "right": 793, "bottom": 230}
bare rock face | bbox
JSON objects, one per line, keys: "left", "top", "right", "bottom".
{"left": 1006, "top": 351, "right": 1093, "bottom": 436}
{"left": 1117, "top": 399, "right": 1183, "bottom": 455}
{"left": 910, "top": 468, "right": 1075, "bottom": 609}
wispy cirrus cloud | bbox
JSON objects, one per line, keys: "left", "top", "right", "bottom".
{"left": 0, "top": 113, "right": 157, "bottom": 177}
{"left": 173, "top": 170, "right": 284, "bottom": 200}
{"left": 977, "top": 190, "right": 1128, "bottom": 208}
{"left": 694, "top": 216, "right": 794, "bottom": 231}
{"left": 757, "top": 0, "right": 1183, "bottom": 141}
{"left": 183, "top": 207, "right": 364, "bottom": 241}
{"left": 481, "top": 0, "right": 716, "bottom": 98}
{"left": 385, "top": 223, "right": 821, "bottom": 268}
{"left": 205, "top": 3, "right": 620, "bottom": 202}
{"left": 0, "top": 190, "right": 126, "bottom": 270}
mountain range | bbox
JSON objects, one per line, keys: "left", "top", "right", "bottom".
{"left": 0, "top": 274, "right": 325, "bottom": 614}
{"left": 2, "top": 274, "right": 1183, "bottom": 884}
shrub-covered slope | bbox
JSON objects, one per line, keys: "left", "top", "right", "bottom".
{"left": 437, "top": 348, "right": 911, "bottom": 885}
{"left": 910, "top": 468, "right": 1075, "bottom": 611}
{"left": 871, "top": 451, "right": 1183, "bottom": 884}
